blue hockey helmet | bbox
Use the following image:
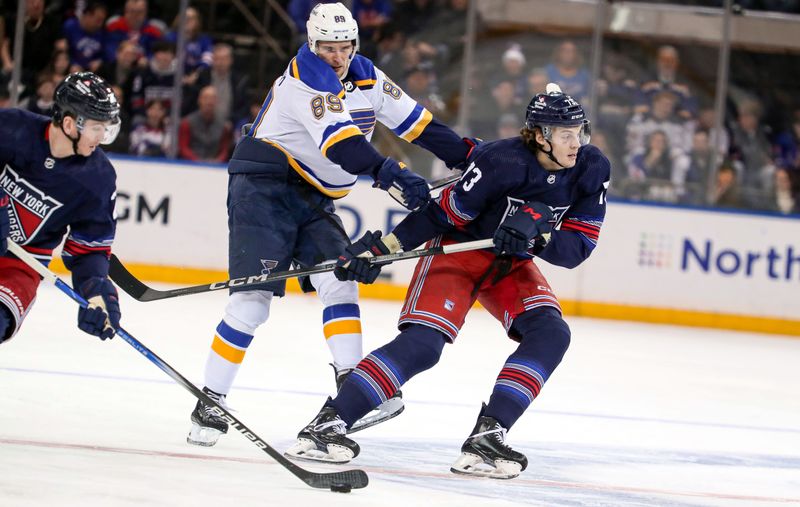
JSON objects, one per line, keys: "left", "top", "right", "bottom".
{"left": 525, "top": 83, "right": 590, "bottom": 145}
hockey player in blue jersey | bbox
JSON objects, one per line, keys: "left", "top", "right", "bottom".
{"left": 286, "top": 84, "right": 611, "bottom": 479}
{"left": 187, "top": 2, "right": 476, "bottom": 446}
{"left": 0, "top": 72, "right": 122, "bottom": 345}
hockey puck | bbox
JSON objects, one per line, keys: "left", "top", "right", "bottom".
{"left": 329, "top": 482, "right": 352, "bottom": 493}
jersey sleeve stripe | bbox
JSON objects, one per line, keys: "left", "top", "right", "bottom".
{"left": 290, "top": 58, "right": 300, "bottom": 79}
{"left": 393, "top": 105, "right": 433, "bottom": 142}
{"left": 320, "top": 125, "right": 364, "bottom": 157}
{"left": 436, "top": 185, "right": 472, "bottom": 226}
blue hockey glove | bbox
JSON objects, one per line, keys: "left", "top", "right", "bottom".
{"left": 77, "top": 277, "right": 121, "bottom": 340}
{"left": 493, "top": 201, "right": 554, "bottom": 255}
{"left": 334, "top": 231, "right": 398, "bottom": 284}
{"left": 0, "top": 191, "right": 10, "bottom": 256}
{"left": 373, "top": 158, "right": 430, "bottom": 211}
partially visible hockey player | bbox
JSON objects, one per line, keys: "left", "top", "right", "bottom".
{"left": 0, "top": 72, "right": 122, "bottom": 345}
{"left": 187, "top": 2, "right": 476, "bottom": 446}
{"left": 286, "top": 84, "right": 610, "bottom": 479}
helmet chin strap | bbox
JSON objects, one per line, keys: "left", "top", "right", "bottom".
{"left": 60, "top": 121, "right": 82, "bottom": 156}
{"left": 539, "top": 139, "right": 566, "bottom": 169}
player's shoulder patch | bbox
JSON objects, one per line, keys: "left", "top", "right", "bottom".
{"left": 346, "top": 55, "right": 378, "bottom": 90}
{"left": 289, "top": 44, "right": 345, "bottom": 97}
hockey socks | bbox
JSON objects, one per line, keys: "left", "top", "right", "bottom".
{"left": 204, "top": 320, "right": 255, "bottom": 395}
{"left": 332, "top": 324, "right": 447, "bottom": 427}
{"left": 322, "top": 303, "right": 363, "bottom": 371}
{"left": 485, "top": 307, "right": 571, "bottom": 428}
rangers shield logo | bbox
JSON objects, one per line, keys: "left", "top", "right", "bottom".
{"left": 1, "top": 165, "right": 63, "bottom": 244}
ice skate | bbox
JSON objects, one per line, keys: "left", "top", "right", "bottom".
{"left": 332, "top": 364, "right": 405, "bottom": 433}
{"left": 285, "top": 400, "right": 360, "bottom": 463}
{"left": 450, "top": 404, "right": 528, "bottom": 479}
{"left": 187, "top": 387, "right": 229, "bottom": 447}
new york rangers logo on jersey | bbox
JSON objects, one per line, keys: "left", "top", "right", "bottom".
{"left": 0, "top": 165, "right": 64, "bottom": 244}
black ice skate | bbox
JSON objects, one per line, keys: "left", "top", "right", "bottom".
{"left": 331, "top": 364, "right": 405, "bottom": 434}
{"left": 285, "top": 399, "right": 360, "bottom": 463}
{"left": 186, "top": 387, "right": 229, "bottom": 447}
{"left": 450, "top": 404, "right": 528, "bottom": 479}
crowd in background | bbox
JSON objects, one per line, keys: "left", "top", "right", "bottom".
{"left": 1, "top": 0, "right": 798, "bottom": 215}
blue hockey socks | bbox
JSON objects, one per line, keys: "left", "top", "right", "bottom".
{"left": 485, "top": 306, "right": 571, "bottom": 429}
{"left": 331, "top": 324, "right": 447, "bottom": 427}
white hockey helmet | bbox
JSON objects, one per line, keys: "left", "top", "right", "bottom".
{"left": 306, "top": 2, "right": 360, "bottom": 57}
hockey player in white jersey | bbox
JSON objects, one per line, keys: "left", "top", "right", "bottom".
{"left": 187, "top": 2, "right": 477, "bottom": 446}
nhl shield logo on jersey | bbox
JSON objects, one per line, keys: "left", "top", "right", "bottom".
{"left": 0, "top": 165, "right": 64, "bottom": 243}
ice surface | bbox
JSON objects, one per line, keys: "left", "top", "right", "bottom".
{"left": 2, "top": 284, "right": 799, "bottom": 506}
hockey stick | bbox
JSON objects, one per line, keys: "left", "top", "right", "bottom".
{"left": 110, "top": 238, "right": 494, "bottom": 302}
{"left": 7, "top": 241, "right": 368, "bottom": 491}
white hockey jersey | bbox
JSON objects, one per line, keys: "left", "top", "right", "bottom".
{"left": 249, "top": 44, "right": 432, "bottom": 198}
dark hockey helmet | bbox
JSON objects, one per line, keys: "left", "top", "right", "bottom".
{"left": 525, "top": 83, "right": 590, "bottom": 145}
{"left": 53, "top": 72, "right": 121, "bottom": 145}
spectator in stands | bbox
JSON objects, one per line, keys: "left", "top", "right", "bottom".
{"left": 683, "top": 129, "right": 716, "bottom": 205}
{"left": 1, "top": 0, "right": 66, "bottom": 94}
{"left": 626, "top": 90, "right": 693, "bottom": 166}
{"left": 696, "top": 106, "right": 729, "bottom": 157}
{"left": 526, "top": 67, "right": 548, "bottom": 96}
{"left": 352, "top": 0, "right": 392, "bottom": 50}
{"left": 130, "top": 98, "right": 171, "bottom": 157}
{"left": 626, "top": 130, "right": 684, "bottom": 202}
{"left": 545, "top": 40, "right": 590, "bottom": 104}
{"left": 105, "top": 0, "right": 164, "bottom": 61}
{"left": 374, "top": 23, "right": 407, "bottom": 80}
{"left": 637, "top": 45, "right": 696, "bottom": 120}
{"left": 129, "top": 39, "right": 177, "bottom": 125}
{"left": 773, "top": 108, "right": 800, "bottom": 172}
{"left": 402, "top": 63, "right": 446, "bottom": 118}
{"left": 233, "top": 97, "right": 263, "bottom": 147}
{"left": 96, "top": 39, "right": 139, "bottom": 88}
{"left": 166, "top": 6, "right": 212, "bottom": 87}
{"left": 63, "top": 1, "right": 107, "bottom": 73}
{"left": 771, "top": 167, "right": 798, "bottom": 214}
{"left": 46, "top": 48, "right": 72, "bottom": 80}
{"left": 178, "top": 85, "right": 231, "bottom": 163}
{"left": 712, "top": 160, "right": 744, "bottom": 209}
{"left": 595, "top": 55, "right": 638, "bottom": 151}
{"left": 730, "top": 99, "right": 776, "bottom": 208}
{"left": 393, "top": 0, "right": 440, "bottom": 36}
{"left": 498, "top": 44, "right": 527, "bottom": 105}
{"left": 21, "top": 71, "right": 56, "bottom": 116}
{"left": 496, "top": 112, "right": 521, "bottom": 140}
{"left": 195, "top": 43, "right": 249, "bottom": 123}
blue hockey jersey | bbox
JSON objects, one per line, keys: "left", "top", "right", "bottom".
{"left": 393, "top": 137, "right": 611, "bottom": 269}
{"left": 0, "top": 109, "right": 117, "bottom": 285}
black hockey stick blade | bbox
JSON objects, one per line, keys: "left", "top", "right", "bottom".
{"left": 8, "top": 241, "right": 369, "bottom": 491}
{"left": 110, "top": 238, "right": 493, "bottom": 302}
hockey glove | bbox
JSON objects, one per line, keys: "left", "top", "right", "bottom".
{"left": 493, "top": 201, "right": 554, "bottom": 255}
{"left": 0, "top": 191, "right": 10, "bottom": 256}
{"left": 373, "top": 158, "right": 430, "bottom": 211}
{"left": 77, "top": 277, "right": 121, "bottom": 340}
{"left": 334, "top": 231, "right": 402, "bottom": 284}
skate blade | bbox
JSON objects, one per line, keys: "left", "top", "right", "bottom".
{"left": 284, "top": 438, "right": 354, "bottom": 464}
{"left": 186, "top": 423, "right": 224, "bottom": 447}
{"left": 348, "top": 397, "right": 405, "bottom": 434}
{"left": 450, "top": 452, "right": 522, "bottom": 480}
